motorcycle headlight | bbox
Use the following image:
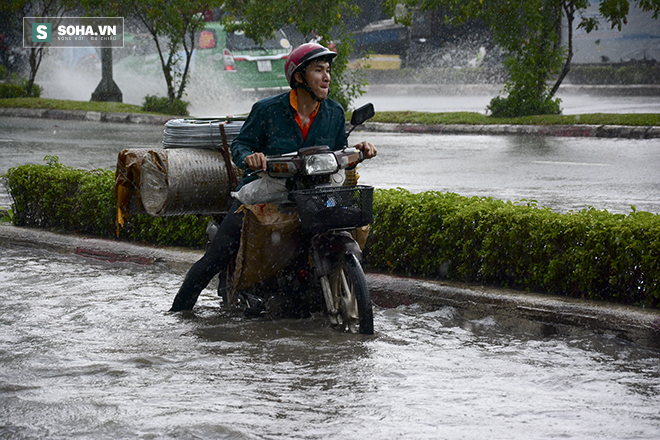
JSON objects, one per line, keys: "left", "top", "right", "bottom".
{"left": 303, "top": 153, "right": 339, "bottom": 176}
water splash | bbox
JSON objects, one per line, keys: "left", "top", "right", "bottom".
{"left": 35, "top": 48, "right": 257, "bottom": 117}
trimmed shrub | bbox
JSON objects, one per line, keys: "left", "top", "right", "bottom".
{"left": 365, "top": 189, "right": 660, "bottom": 308}
{"left": 2, "top": 156, "right": 207, "bottom": 247}
{"left": 142, "top": 95, "right": 190, "bottom": 116}
{"left": 0, "top": 78, "right": 42, "bottom": 98}
{"left": 487, "top": 91, "right": 562, "bottom": 117}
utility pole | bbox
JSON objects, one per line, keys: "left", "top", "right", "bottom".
{"left": 91, "top": 41, "right": 122, "bottom": 102}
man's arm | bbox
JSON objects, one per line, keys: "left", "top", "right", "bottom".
{"left": 231, "top": 103, "right": 267, "bottom": 169}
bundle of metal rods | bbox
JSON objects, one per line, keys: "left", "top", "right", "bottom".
{"left": 162, "top": 118, "right": 245, "bottom": 149}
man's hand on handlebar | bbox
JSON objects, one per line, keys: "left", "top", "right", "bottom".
{"left": 353, "top": 141, "right": 377, "bottom": 159}
{"left": 245, "top": 142, "right": 376, "bottom": 172}
{"left": 244, "top": 152, "right": 267, "bottom": 172}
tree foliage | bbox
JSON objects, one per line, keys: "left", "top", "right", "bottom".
{"left": 82, "top": 0, "right": 220, "bottom": 103}
{"left": 220, "top": 0, "right": 367, "bottom": 109}
{"left": 123, "top": 0, "right": 215, "bottom": 102}
{"left": 385, "top": 0, "right": 660, "bottom": 117}
{"left": 0, "top": 0, "right": 73, "bottom": 95}
{"left": 4, "top": 0, "right": 369, "bottom": 109}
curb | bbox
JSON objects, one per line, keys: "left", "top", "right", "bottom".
{"left": 367, "top": 273, "right": 660, "bottom": 349}
{"left": 0, "top": 223, "right": 202, "bottom": 272}
{"left": 0, "top": 107, "right": 174, "bottom": 125}
{"left": 2, "top": 223, "right": 659, "bottom": 348}
{"left": 2, "top": 106, "right": 658, "bottom": 139}
{"left": 358, "top": 121, "right": 660, "bottom": 139}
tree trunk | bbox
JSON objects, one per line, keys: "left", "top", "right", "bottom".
{"left": 550, "top": 1, "right": 576, "bottom": 97}
{"left": 176, "top": 28, "right": 196, "bottom": 101}
{"left": 26, "top": 48, "right": 44, "bottom": 96}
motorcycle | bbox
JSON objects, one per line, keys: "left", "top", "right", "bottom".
{"left": 207, "top": 103, "right": 376, "bottom": 334}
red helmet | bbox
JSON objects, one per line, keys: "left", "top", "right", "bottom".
{"left": 285, "top": 42, "right": 337, "bottom": 88}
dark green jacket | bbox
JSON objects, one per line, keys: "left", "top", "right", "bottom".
{"left": 231, "top": 92, "right": 346, "bottom": 188}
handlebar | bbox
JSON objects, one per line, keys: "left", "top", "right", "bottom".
{"left": 244, "top": 146, "right": 363, "bottom": 178}
{"left": 241, "top": 102, "right": 374, "bottom": 178}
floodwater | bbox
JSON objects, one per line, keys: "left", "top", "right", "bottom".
{"left": 0, "top": 118, "right": 163, "bottom": 209}
{"left": 351, "top": 132, "right": 660, "bottom": 214}
{"left": 353, "top": 89, "right": 660, "bottom": 115}
{"left": 1, "top": 246, "right": 659, "bottom": 439}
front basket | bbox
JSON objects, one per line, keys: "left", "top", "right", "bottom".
{"left": 291, "top": 185, "right": 373, "bottom": 232}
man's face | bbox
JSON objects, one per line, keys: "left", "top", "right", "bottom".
{"left": 297, "top": 60, "right": 331, "bottom": 100}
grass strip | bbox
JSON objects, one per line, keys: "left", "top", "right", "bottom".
{"left": 3, "top": 98, "right": 659, "bottom": 126}
{"left": 0, "top": 97, "right": 161, "bottom": 115}
{"left": 372, "top": 111, "right": 660, "bottom": 127}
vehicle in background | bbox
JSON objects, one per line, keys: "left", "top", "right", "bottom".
{"left": 352, "top": 16, "right": 495, "bottom": 69}
{"left": 116, "top": 22, "right": 291, "bottom": 92}
{"left": 194, "top": 22, "right": 291, "bottom": 91}
{"left": 352, "top": 5, "right": 660, "bottom": 69}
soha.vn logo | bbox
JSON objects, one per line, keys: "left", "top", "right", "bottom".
{"left": 31, "top": 23, "right": 52, "bottom": 43}
{"left": 31, "top": 22, "right": 118, "bottom": 43}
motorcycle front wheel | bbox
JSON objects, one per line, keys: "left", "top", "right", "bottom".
{"left": 328, "top": 254, "right": 374, "bottom": 335}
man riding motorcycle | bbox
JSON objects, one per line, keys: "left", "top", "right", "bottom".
{"left": 170, "top": 42, "right": 377, "bottom": 312}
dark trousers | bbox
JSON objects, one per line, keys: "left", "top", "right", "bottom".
{"left": 170, "top": 199, "right": 243, "bottom": 311}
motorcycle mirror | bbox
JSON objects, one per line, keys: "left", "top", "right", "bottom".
{"left": 350, "top": 103, "right": 375, "bottom": 127}
{"left": 346, "top": 103, "right": 375, "bottom": 139}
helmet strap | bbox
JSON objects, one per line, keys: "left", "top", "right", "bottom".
{"left": 299, "top": 81, "right": 324, "bottom": 102}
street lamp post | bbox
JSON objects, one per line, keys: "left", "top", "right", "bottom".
{"left": 91, "top": 41, "right": 122, "bottom": 102}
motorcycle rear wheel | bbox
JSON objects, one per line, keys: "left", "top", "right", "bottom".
{"left": 329, "top": 254, "right": 374, "bottom": 335}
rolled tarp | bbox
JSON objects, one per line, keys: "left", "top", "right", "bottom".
{"left": 139, "top": 148, "right": 236, "bottom": 216}
{"left": 115, "top": 118, "right": 244, "bottom": 233}
{"left": 115, "top": 147, "right": 240, "bottom": 234}
{"left": 115, "top": 148, "right": 150, "bottom": 234}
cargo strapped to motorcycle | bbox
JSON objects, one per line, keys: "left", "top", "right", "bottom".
{"left": 218, "top": 122, "right": 239, "bottom": 195}
{"left": 232, "top": 203, "right": 301, "bottom": 297}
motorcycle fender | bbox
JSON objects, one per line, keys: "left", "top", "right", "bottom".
{"left": 331, "top": 231, "right": 363, "bottom": 256}
{"left": 311, "top": 232, "right": 362, "bottom": 277}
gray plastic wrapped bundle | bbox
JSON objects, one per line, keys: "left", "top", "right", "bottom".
{"left": 140, "top": 148, "right": 236, "bottom": 216}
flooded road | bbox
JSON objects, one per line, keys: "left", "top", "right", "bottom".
{"left": 353, "top": 88, "right": 660, "bottom": 115}
{"left": 1, "top": 246, "right": 659, "bottom": 439}
{"left": 352, "top": 132, "right": 660, "bottom": 214}
{"left": 0, "top": 118, "right": 163, "bottom": 209}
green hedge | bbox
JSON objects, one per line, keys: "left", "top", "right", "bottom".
{"left": 141, "top": 95, "right": 190, "bottom": 116}
{"left": 0, "top": 79, "right": 43, "bottom": 98}
{"left": 3, "top": 159, "right": 659, "bottom": 308}
{"left": 2, "top": 156, "right": 208, "bottom": 247}
{"left": 365, "top": 189, "right": 660, "bottom": 308}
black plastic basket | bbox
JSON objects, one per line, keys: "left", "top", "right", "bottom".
{"left": 291, "top": 185, "right": 373, "bottom": 232}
